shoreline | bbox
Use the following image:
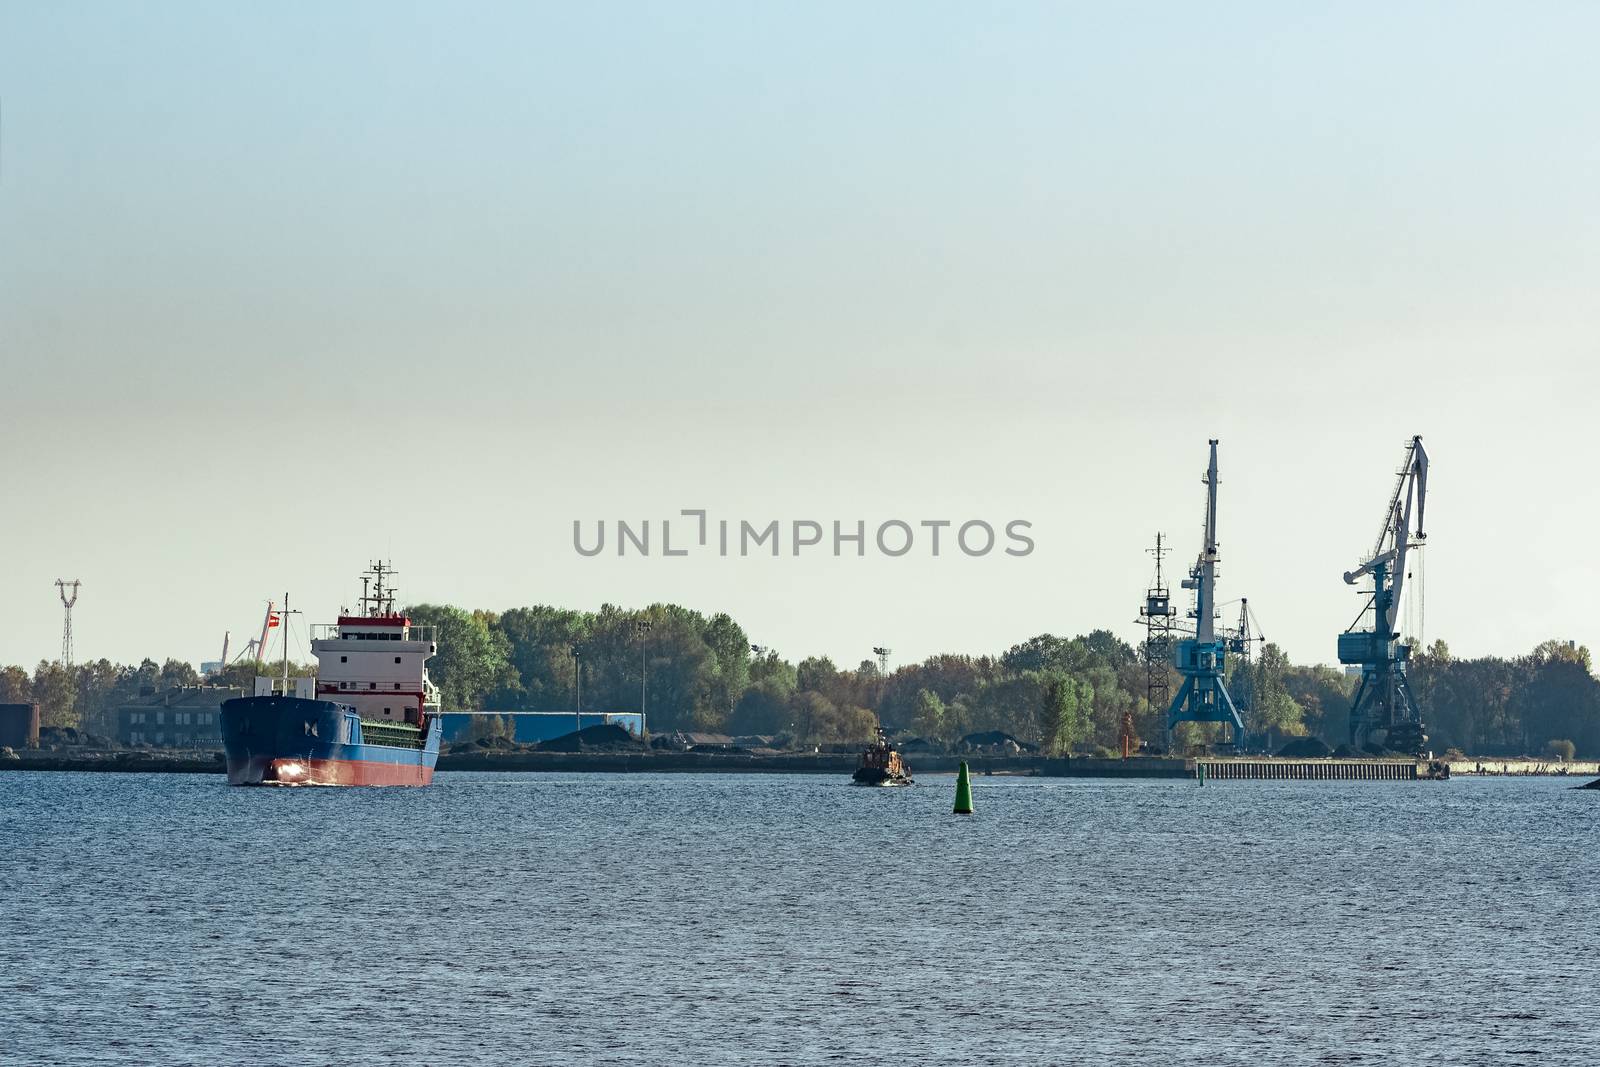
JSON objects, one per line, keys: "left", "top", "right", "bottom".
{"left": 3, "top": 750, "right": 1597, "bottom": 780}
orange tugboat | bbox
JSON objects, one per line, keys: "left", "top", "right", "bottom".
{"left": 852, "top": 727, "right": 913, "bottom": 786}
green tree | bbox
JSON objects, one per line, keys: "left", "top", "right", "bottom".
{"left": 728, "top": 679, "right": 793, "bottom": 735}
{"left": 910, "top": 688, "right": 946, "bottom": 740}
{"left": 702, "top": 612, "right": 750, "bottom": 720}
{"left": 1284, "top": 664, "right": 1355, "bottom": 744}
{"left": 1251, "top": 644, "right": 1307, "bottom": 738}
{"left": 0, "top": 665, "right": 31, "bottom": 703}
{"left": 465, "top": 713, "right": 514, "bottom": 743}
{"left": 788, "top": 690, "right": 833, "bottom": 745}
{"left": 74, "top": 659, "right": 129, "bottom": 737}
{"left": 490, "top": 605, "right": 588, "bottom": 710}
{"left": 159, "top": 659, "right": 200, "bottom": 689}
{"left": 748, "top": 649, "right": 796, "bottom": 690}
{"left": 1083, "top": 664, "right": 1134, "bottom": 749}
{"left": 31, "top": 661, "right": 77, "bottom": 729}
{"left": 1545, "top": 739, "right": 1576, "bottom": 761}
{"left": 646, "top": 606, "right": 720, "bottom": 730}
{"left": 208, "top": 659, "right": 318, "bottom": 691}
{"left": 1512, "top": 657, "right": 1600, "bottom": 756}
{"left": 796, "top": 656, "right": 839, "bottom": 697}
{"left": 1043, "top": 673, "right": 1091, "bottom": 755}
{"left": 1529, "top": 639, "right": 1592, "bottom": 673}
{"left": 405, "top": 604, "right": 511, "bottom": 709}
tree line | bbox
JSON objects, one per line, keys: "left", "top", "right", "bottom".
{"left": 3, "top": 603, "right": 1597, "bottom": 757}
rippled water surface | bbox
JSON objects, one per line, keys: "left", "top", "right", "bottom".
{"left": 2, "top": 771, "right": 1597, "bottom": 1065}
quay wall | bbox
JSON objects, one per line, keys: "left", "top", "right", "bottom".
{"left": 1447, "top": 759, "right": 1600, "bottom": 776}
{"left": 1193, "top": 758, "right": 1420, "bottom": 781}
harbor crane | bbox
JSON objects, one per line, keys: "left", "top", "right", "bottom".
{"left": 214, "top": 600, "right": 281, "bottom": 670}
{"left": 1339, "top": 435, "right": 1429, "bottom": 753}
{"left": 1167, "top": 440, "right": 1245, "bottom": 744}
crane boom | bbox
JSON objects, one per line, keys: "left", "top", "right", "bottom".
{"left": 1344, "top": 436, "right": 1427, "bottom": 634}
{"left": 256, "top": 600, "right": 276, "bottom": 665}
{"left": 1195, "top": 442, "right": 1219, "bottom": 643}
{"left": 1339, "top": 435, "right": 1430, "bottom": 752}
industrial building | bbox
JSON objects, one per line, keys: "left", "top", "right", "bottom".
{"left": 440, "top": 711, "right": 643, "bottom": 745}
{"left": 116, "top": 686, "right": 246, "bottom": 748}
{"left": 0, "top": 703, "right": 41, "bottom": 749}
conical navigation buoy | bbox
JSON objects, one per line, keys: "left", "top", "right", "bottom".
{"left": 953, "top": 760, "right": 974, "bottom": 815}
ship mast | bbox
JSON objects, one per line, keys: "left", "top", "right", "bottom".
{"left": 363, "top": 560, "right": 398, "bottom": 617}
{"left": 282, "top": 592, "right": 289, "bottom": 690}
{"left": 276, "top": 593, "right": 300, "bottom": 692}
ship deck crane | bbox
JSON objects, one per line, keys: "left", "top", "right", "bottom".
{"left": 1167, "top": 440, "right": 1245, "bottom": 744}
{"left": 1339, "top": 435, "right": 1429, "bottom": 752}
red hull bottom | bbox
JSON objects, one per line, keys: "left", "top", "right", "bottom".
{"left": 229, "top": 755, "right": 434, "bottom": 787}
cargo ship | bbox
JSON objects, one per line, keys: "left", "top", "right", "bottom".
{"left": 220, "top": 562, "right": 442, "bottom": 786}
{"left": 852, "top": 726, "right": 913, "bottom": 786}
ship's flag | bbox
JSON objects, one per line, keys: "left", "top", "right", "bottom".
{"left": 267, "top": 612, "right": 281, "bottom": 629}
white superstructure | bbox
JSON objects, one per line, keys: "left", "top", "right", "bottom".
{"left": 308, "top": 562, "right": 441, "bottom": 724}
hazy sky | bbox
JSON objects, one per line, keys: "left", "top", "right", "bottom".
{"left": 2, "top": 2, "right": 1596, "bottom": 674}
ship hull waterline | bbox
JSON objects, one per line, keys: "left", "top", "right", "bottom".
{"left": 226, "top": 754, "right": 435, "bottom": 787}
{"left": 851, "top": 771, "right": 914, "bottom": 787}
{"left": 221, "top": 695, "right": 440, "bottom": 788}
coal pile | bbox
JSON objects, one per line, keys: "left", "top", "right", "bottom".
{"left": 1277, "top": 736, "right": 1334, "bottom": 759}
{"left": 958, "top": 730, "right": 1037, "bottom": 753}
{"left": 538, "top": 723, "right": 646, "bottom": 752}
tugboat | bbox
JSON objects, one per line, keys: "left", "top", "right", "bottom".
{"left": 852, "top": 726, "right": 913, "bottom": 786}
{"left": 219, "top": 561, "right": 442, "bottom": 786}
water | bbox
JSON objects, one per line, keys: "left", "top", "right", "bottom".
{"left": 2, "top": 771, "right": 1596, "bottom": 1066}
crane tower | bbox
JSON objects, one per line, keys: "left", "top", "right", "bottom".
{"left": 1339, "top": 436, "right": 1429, "bottom": 753}
{"left": 1166, "top": 441, "right": 1245, "bottom": 743}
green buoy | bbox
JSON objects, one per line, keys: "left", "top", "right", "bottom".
{"left": 1198, "top": 762, "right": 1206, "bottom": 786}
{"left": 953, "top": 760, "right": 974, "bottom": 814}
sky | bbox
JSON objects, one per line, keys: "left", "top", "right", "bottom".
{"left": 1, "top": 2, "right": 1597, "bottom": 673}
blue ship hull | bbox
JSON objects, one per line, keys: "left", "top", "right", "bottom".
{"left": 220, "top": 696, "right": 441, "bottom": 786}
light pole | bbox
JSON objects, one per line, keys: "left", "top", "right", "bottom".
{"left": 636, "top": 620, "right": 652, "bottom": 737}
{"left": 570, "top": 645, "right": 582, "bottom": 736}
{"left": 872, "top": 646, "right": 892, "bottom": 719}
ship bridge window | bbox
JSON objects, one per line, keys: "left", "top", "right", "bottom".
{"left": 341, "top": 656, "right": 348, "bottom": 663}
{"left": 394, "top": 657, "right": 401, "bottom": 664}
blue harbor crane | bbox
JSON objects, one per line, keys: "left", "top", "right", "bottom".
{"left": 1339, "top": 435, "right": 1430, "bottom": 753}
{"left": 1167, "top": 440, "right": 1245, "bottom": 744}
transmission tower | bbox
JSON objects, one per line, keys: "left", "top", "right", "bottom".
{"left": 56, "top": 579, "right": 81, "bottom": 666}
{"left": 1138, "top": 534, "right": 1174, "bottom": 751}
